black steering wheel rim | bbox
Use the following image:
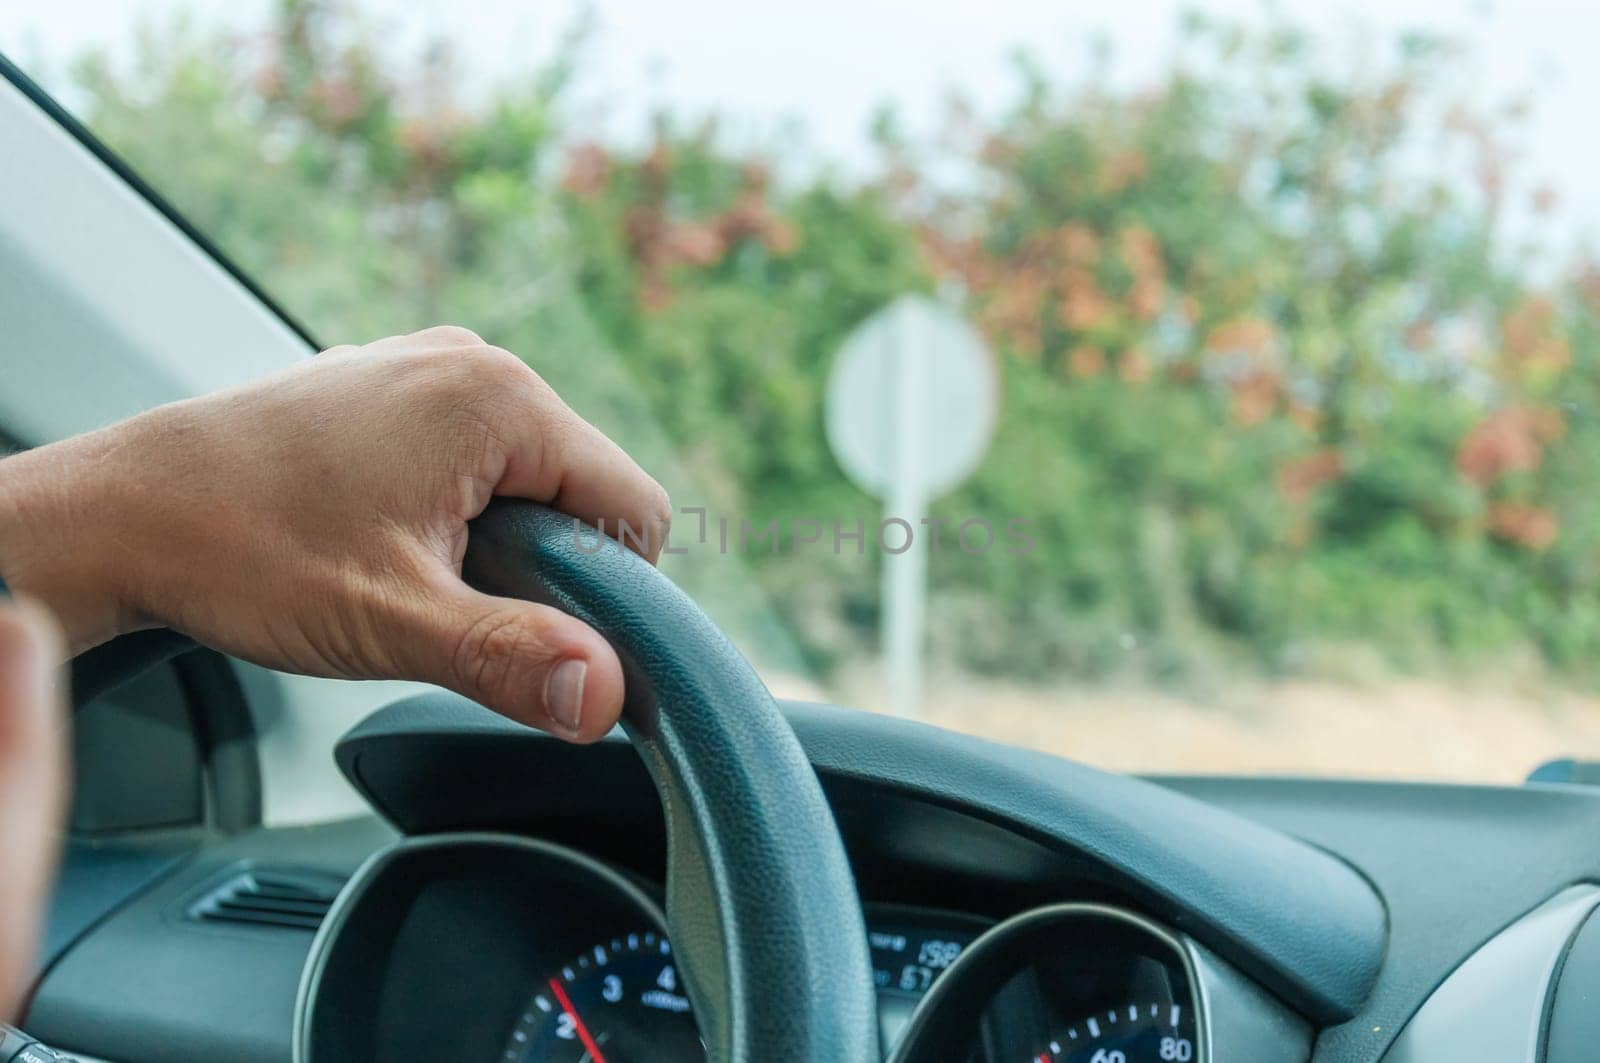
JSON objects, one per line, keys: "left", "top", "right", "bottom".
{"left": 460, "top": 499, "right": 878, "bottom": 1061}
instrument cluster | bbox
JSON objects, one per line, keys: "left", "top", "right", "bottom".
{"left": 294, "top": 834, "right": 1216, "bottom": 1063}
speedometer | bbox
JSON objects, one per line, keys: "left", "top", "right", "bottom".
{"left": 501, "top": 931, "right": 704, "bottom": 1062}
{"left": 890, "top": 904, "right": 1208, "bottom": 1063}
{"left": 968, "top": 950, "right": 1200, "bottom": 1063}
{"left": 1035, "top": 1001, "right": 1197, "bottom": 1062}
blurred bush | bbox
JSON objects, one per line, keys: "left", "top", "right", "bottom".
{"left": 63, "top": 0, "right": 1600, "bottom": 684}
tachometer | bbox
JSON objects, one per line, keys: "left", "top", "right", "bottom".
{"left": 501, "top": 931, "right": 704, "bottom": 1062}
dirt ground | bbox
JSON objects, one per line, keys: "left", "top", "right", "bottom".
{"left": 769, "top": 667, "right": 1600, "bottom": 784}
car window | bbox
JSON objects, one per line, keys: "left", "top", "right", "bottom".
{"left": 9, "top": 0, "right": 1600, "bottom": 782}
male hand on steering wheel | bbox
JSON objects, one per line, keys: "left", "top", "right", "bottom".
{"left": 0, "top": 325, "right": 668, "bottom": 1013}
{"left": 0, "top": 328, "right": 877, "bottom": 1059}
{"left": 0, "top": 326, "right": 673, "bottom": 743}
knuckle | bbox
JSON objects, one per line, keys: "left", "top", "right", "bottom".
{"left": 415, "top": 324, "right": 485, "bottom": 348}
{"left": 646, "top": 480, "right": 674, "bottom": 531}
{"left": 426, "top": 346, "right": 539, "bottom": 424}
{"left": 418, "top": 351, "right": 548, "bottom": 492}
{"left": 451, "top": 609, "right": 553, "bottom": 705}
{"left": 477, "top": 345, "right": 539, "bottom": 388}
{"left": 454, "top": 344, "right": 539, "bottom": 399}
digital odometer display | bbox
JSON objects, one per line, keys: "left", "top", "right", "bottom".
{"left": 869, "top": 918, "right": 983, "bottom": 1054}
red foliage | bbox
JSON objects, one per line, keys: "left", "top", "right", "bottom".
{"left": 562, "top": 143, "right": 612, "bottom": 199}
{"left": 619, "top": 147, "right": 796, "bottom": 309}
{"left": 1058, "top": 268, "right": 1113, "bottom": 331}
{"left": 308, "top": 76, "right": 364, "bottom": 129}
{"left": 1067, "top": 344, "right": 1107, "bottom": 378}
{"left": 1205, "top": 317, "right": 1277, "bottom": 358}
{"left": 1455, "top": 405, "right": 1566, "bottom": 486}
{"left": 1118, "top": 346, "right": 1152, "bottom": 385}
{"left": 1578, "top": 264, "right": 1600, "bottom": 313}
{"left": 1098, "top": 149, "right": 1148, "bottom": 194}
{"left": 1486, "top": 502, "right": 1559, "bottom": 550}
{"left": 1499, "top": 296, "right": 1570, "bottom": 377}
{"left": 1228, "top": 367, "right": 1282, "bottom": 427}
{"left": 1276, "top": 449, "right": 1344, "bottom": 505}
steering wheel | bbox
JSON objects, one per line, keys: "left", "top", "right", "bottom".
{"left": 461, "top": 499, "right": 878, "bottom": 1061}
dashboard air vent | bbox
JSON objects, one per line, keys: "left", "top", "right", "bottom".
{"left": 187, "top": 866, "right": 346, "bottom": 931}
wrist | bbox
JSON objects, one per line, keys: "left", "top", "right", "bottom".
{"left": 0, "top": 427, "right": 146, "bottom": 654}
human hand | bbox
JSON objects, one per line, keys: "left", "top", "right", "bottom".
{"left": 0, "top": 327, "right": 672, "bottom": 742}
{"left": 0, "top": 600, "right": 67, "bottom": 1020}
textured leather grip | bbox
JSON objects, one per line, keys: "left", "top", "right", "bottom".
{"left": 463, "top": 500, "right": 878, "bottom": 1062}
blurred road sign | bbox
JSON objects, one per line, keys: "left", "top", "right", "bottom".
{"left": 824, "top": 294, "right": 998, "bottom": 716}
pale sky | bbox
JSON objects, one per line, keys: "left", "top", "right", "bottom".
{"left": 7, "top": 0, "right": 1600, "bottom": 248}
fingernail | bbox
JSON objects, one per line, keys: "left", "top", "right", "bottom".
{"left": 544, "top": 658, "right": 587, "bottom": 736}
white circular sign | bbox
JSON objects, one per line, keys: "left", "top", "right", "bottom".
{"left": 824, "top": 294, "right": 998, "bottom": 501}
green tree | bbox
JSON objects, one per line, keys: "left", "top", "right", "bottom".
{"left": 59, "top": 0, "right": 1600, "bottom": 686}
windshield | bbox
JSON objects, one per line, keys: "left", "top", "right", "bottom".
{"left": 9, "top": 0, "right": 1600, "bottom": 783}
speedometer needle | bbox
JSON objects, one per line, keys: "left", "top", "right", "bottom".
{"left": 548, "top": 977, "right": 610, "bottom": 1063}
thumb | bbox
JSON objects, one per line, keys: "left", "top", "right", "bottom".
{"left": 396, "top": 584, "right": 627, "bottom": 743}
{"left": 0, "top": 600, "right": 67, "bottom": 1020}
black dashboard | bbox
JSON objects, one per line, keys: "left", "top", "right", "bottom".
{"left": 295, "top": 831, "right": 1225, "bottom": 1063}
{"left": 24, "top": 692, "right": 1600, "bottom": 1063}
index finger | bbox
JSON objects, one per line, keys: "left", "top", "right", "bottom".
{"left": 493, "top": 363, "right": 674, "bottom": 564}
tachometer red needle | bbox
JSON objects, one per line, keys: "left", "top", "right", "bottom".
{"left": 548, "top": 977, "right": 609, "bottom": 1063}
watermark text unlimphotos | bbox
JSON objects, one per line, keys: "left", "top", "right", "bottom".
{"left": 570, "top": 507, "right": 1036, "bottom": 559}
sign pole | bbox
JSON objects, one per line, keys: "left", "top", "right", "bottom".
{"left": 883, "top": 303, "right": 927, "bottom": 717}
{"left": 824, "top": 294, "right": 996, "bottom": 721}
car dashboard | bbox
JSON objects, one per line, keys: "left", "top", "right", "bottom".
{"left": 24, "top": 693, "right": 1600, "bottom": 1063}
{"left": 295, "top": 830, "right": 1222, "bottom": 1062}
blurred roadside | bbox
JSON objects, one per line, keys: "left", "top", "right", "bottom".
{"left": 10, "top": 0, "right": 1600, "bottom": 778}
